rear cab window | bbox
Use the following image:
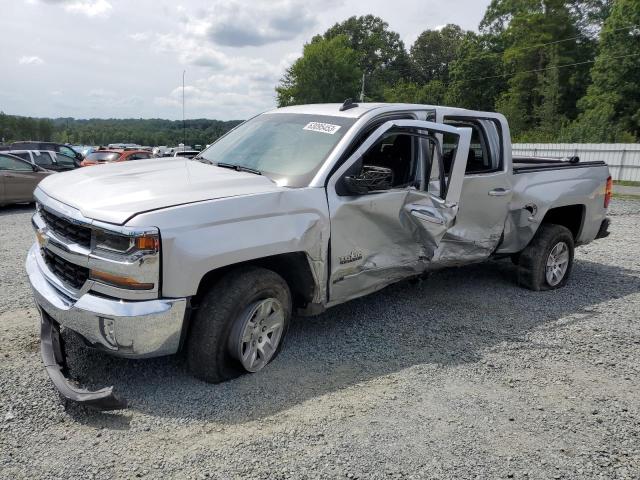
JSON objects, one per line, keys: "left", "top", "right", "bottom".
{"left": 441, "top": 117, "right": 503, "bottom": 175}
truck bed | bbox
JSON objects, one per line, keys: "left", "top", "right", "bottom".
{"left": 513, "top": 156, "right": 606, "bottom": 174}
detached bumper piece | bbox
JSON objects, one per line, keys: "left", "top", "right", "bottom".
{"left": 595, "top": 218, "right": 610, "bottom": 239}
{"left": 40, "top": 312, "right": 127, "bottom": 410}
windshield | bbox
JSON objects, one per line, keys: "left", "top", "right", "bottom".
{"left": 198, "top": 113, "right": 356, "bottom": 187}
{"left": 87, "top": 151, "right": 120, "bottom": 162}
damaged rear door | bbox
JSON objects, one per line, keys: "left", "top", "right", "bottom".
{"left": 326, "top": 120, "right": 471, "bottom": 304}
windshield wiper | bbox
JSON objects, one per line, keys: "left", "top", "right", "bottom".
{"left": 216, "top": 162, "right": 262, "bottom": 176}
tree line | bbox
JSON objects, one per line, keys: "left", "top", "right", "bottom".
{"left": 0, "top": 114, "right": 241, "bottom": 147}
{"left": 277, "top": 0, "right": 640, "bottom": 142}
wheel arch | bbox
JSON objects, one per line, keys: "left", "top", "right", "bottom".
{"left": 192, "top": 252, "right": 319, "bottom": 312}
{"left": 540, "top": 204, "right": 585, "bottom": 241}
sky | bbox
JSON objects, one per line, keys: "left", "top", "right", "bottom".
{"left": 1, "top": 0, "right": 491, "bottom": 120}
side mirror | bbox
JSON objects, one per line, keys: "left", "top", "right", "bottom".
{"left": 343, "top": 165, "right": 394, "bottom": 195}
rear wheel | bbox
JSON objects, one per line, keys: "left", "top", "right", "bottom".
{"left": 187, "top": 267, "right": 291, "bottom": 383}
{"left": 517, "top": 224, "right": 574, "bottom": 291}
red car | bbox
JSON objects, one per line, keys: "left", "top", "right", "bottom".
{"left": 80, "top": 149, "right": 152, "bottom": 166}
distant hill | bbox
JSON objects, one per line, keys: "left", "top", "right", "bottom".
{"left": 0, "top": 113, "right": 243, "bottom": 147}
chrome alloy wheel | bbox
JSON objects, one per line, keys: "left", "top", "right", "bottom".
{"left": 230, "top": 298, "right": 285, "bottom": 373}
{"left": 545, "top": 241, "right": 570, "bottom": 286}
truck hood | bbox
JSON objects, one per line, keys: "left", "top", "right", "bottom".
{"left": 37, "top": 158, "right": 283, "bottom": 224}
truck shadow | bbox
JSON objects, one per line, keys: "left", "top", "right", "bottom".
{"left": 65, "top": 257, "right": 640, "bottom": 426}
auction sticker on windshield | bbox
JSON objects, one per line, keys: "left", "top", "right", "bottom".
{"left": 303, "top": 122, "right": 342, "bottom": 134}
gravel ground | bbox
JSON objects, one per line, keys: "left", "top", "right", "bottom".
{"left": 1, "top": 200, "right": 639, "bottom": 479}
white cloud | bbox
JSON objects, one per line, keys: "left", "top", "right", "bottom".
{"left": 19, "top": 55, "right": 44, "bottom": 65}
{"left": 38, "top": 0, "right": 112, "bottom": 18}
{"left": 176, "top": 0, "right": 320, "bottom": 47}
{"left": 128, "top": 32, "right": 150, "bottom": 42}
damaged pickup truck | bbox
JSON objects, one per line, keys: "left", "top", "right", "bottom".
{"left": 26, "top": 102, "right": 612, "bottom": 409}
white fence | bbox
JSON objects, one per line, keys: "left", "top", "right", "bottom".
{"left": 512, "top": 143, "right": 640, "bottom": 182}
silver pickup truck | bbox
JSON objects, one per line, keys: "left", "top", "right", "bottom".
{"left": 26, "top": 102, "right": 612, "bottom": 409}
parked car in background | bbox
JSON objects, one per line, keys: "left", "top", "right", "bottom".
{"left": 81, "top": 146, "right": 96, "bottom": 157}
{"left": 80, "top": 149, "right": 153, "bottom": 166}
{"left": 9, "top": 150, "right": 79, "bottom": 172}
{"left": 152, "top": 146, "right": 169, "bottom": 157}
{"left": 173, "top": 150, "right": 200, "bottom": 159}
{"left": 9, "top": 142, "right": 83, "bottom": 162}
{"left": 0, "top": 153, "right": 53, "bottom": 206}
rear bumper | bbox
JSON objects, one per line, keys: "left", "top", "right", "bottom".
{"left": 595, "top": 217, "right": 610, "bottom": 240}
{"left": 26, "top": 244, "right": 187, "bottom": 358}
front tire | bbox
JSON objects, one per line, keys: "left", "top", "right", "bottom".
{"left": 517, "top": 224, "right": 574, "bottom": 291}
{"left": 187, "top": 267, "right": 292, "bottom": 383}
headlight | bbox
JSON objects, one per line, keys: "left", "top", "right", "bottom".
{"left": 89, "top": 227, "right": 160, "bottom": 295}
{"left": 94, "top": 229, "right": 159, "bottom": 255}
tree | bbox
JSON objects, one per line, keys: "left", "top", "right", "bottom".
{"left": 445, "top": 33, "right": 506, "bottom": 111}
{"left": 481, "top": 0, "right": 592, "bottom": 138}
{"left": 319, "top": 15, "right": 409, "bottom": 100}
{"left": 276, "top": 35, "right": 361, "bottom": 106}
{"left": 410, "top": 24, "right": 467, "bottom": 84}
{"left": 572, "top": 0, "right": 640, "bottom": 141}
{"left": 383, "top": 80, "right": 447, "bottom": 105}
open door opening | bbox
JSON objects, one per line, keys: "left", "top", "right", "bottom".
{"left": 327, "top": 119, "right": 471, "bottom": 304}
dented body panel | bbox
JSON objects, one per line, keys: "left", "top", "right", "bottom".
{"left": 127, "top": 187, "right": 331, "bottom": 301}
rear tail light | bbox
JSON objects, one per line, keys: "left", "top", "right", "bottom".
{"left": 604, "top": 176, "right": 612, "bottom": 208}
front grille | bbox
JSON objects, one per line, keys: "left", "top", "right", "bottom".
{"left": 43, "top": 249, "right": 89, "bottom": 290}
{"left": 40, "top": 208, "right": 91, "bottom": 248}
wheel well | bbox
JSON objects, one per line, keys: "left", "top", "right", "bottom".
{"left": 541, "top": 205, "right": 584, "bottom": 240}
{"left": 194, "top": 253, "right": 317, "bottom": 309}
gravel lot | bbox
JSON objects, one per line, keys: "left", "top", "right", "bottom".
{"left": 1, "top": 200, "right": 639, "bottom": 479}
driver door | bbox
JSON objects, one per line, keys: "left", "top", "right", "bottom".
{"left": 326, "top": 120, "right": 471, "bottom": 304}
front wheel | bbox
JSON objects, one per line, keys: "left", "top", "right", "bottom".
{"left": 187, "top": 267, "right": 292, "bottom": 383}
{"left": 517, "top": 224, "right": 575, "bottom": 291}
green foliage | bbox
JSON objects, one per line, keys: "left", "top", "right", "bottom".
{"left": 0, "top": 113, "right": 54, "bottom": 143}
{"left": 278, "top": 1, "right": 636, "bottom": 143}
{"left": 445, "top": 33, "right": 506, "bottom": 111}
{"left": 410, "top": 24, "right": 467, "bottom": 84}
{"left": 314, "top": 15, "right": 410, "bottom": 100}
{"left": 383, "top": 80, "right": 447, "bottom": 105}
{"left": 571, "top": 0, "right": 640, "bottom": 141}
{"left": 0, "top": 113, "right": 241, "bottom": 147}
{"left": 276, "top": 35, "right": 362, "bottom": 106}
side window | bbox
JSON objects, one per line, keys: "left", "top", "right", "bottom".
{"left": 360, "top": 132, "right": 417, "bottom": 188}
{"left": 33, "top": 152, "right": 54, "bottom": 166}
{"left": 60, "top": 146, "right": 76, "bottom": 158}
{"left": 442, "top": 118, "right": 502, "bottom": 174}
{"left": 0, "top": 155, "right": 33, "bottom": 171}
{"left": 11, "top": 152, "right": 31, "bottom": 162}
{"left": 422, "top": 133, "right": 463, "bottom": 200}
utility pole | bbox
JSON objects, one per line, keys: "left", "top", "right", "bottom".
{"left": 359, "top": 72, "right": 366, "bottom": 102}
{"left": 182, "top": 70, "right": 186, "bottom": 150}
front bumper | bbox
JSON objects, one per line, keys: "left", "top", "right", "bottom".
{"left": 27, "top": 244, "right": 187, "bottom": 358}
{"left": 27, "top": 244, "right": 187, "bottom": 409}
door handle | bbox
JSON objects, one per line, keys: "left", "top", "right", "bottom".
{"left": 488, "top": 188, "right": 511, "bottom": 196}
{"left": 411, "top": 209, "right": 444, "bottom": 225}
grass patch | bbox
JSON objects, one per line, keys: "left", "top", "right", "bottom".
{"left": 614, "top": 180, "right": 640, "bottom": 187}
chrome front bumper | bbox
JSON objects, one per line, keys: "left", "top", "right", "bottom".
{"left": 26, "top": 244, "right": 187, "bottom": 359}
